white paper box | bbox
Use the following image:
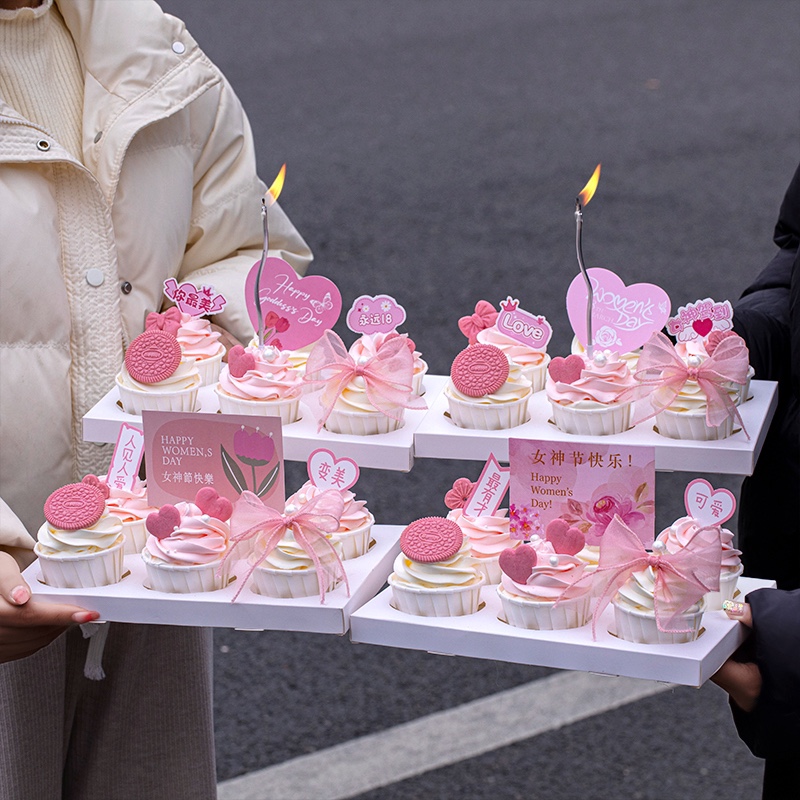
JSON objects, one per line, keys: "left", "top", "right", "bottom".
{"left": 350, "top": 576, "right": 774, "bottom": 687}
{"left": 24, "top": 525, "right": 402, "bottom": 635}
{"left": 413, "top": 378, "right": 778, "bottom": 476}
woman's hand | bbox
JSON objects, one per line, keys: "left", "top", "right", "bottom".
{"left": 711, "top": 601, "right": 762, "bottom": 713}
{"left": 0, "top": 552, "right": 99, "bottom": 664}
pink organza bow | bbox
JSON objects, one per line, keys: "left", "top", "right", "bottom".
{"left": 458, "top": 300, "right": 498, "bottom": 344}
{"left": 589, "top": 515, "right": 721, "bottom": 638}
{"left": 630, "top": 331, "right": 750, "bottom": 435}
{"left": 223, "top": 489, "right": 348, "bottom": 603}
{"left": 303, "top": 329, "right": 426, "bottom": 430}
{"left": 145, "top": 307, "right": 182, "bottom": 337}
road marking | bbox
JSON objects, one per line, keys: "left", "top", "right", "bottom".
{"left": 217, "top": 671, "right": 672, "bottom": 800}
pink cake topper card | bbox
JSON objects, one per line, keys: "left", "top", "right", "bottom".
{"left": 142, "top": 411, "right": 284, "bottom": 508}
{"left": 307, "top": 448, "right": 360, "bottom": 492}
{"left": 508, "top": 438, "right": 655, "bottom": 547}
{"left": 497, "top": 297, "right": 552, "bottom": 350}
{"left": 244, "top": 260, "right": 342, "bottom": 350}
{"left": 666, "top": 298, "right": 733, "bottom": 342}
{"left": 683, "top": 478, "right": 736, "bottom": 526}
{"left": 163, "top": 279, "right": 227, "bottom": 317}
{"left": 566, "top": 267, "right": 671, "bottom": 352}
{"left": 106, "top": 423, "right": 145, "bottom": 492}
{"left": 463, "top": 454, "right": 510, "bottom": 518}
{"left": 346, "top": 294, "right": 407, "bottom": 335}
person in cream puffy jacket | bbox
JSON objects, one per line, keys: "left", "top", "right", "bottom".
{"left": 0, "top": 1, "right": 310, "bottom": 796}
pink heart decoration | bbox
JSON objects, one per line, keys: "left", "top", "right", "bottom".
{"left": 82, "top": 474, "right": 110, "bottom": 500}
{"left": 499, "top": 544, "right": 537, "bottom": 584}
{"left": 228, "top": 345, "right": 256, "bottom": 379}
{"left": 308, "top": 449, "right": 360, "bottom": 492}
{"left": 705, "top": 329, "right": 738, "bottom": 356}
{"left": 548, "top": 354, "right": 584, "bottom": 385}
{"left": 544, "top": 519, "right": 585, "bottom": 556}
{"left": 566, "top": 267, "right": 671, "bottom": 353}
{"left": 692, "top": 318, "right": 713, "bottom": 338}
{"left": 245, "top": 257, "right": 342, "bottom": 350}
{"left": 146, "top": 505, "right": 181, "bottom": 539}
{"left": 195, "top": 487, "right": 233, "bottom": 522}
{"left": 684, "top": 479, "right": 736, "bottom": 526}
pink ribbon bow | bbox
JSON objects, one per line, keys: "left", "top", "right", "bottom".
{"left": 589, "top": 515, "right": 721, "bottom": 639}
{"left": 630, "top": 331, "right": 750, "bottom": 435}
{"left": 458, "top": 300, "right": 498, "bottom": 344}
{"left": 303, "top": 330, "right": 426, "bottom": 431}
{"left": 223, "top": 489, "right": 348, "bottom": 603}
{"left": 145, "top": 307, "right": 182, "bottom": 337}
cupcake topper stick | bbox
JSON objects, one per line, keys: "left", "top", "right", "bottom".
{"left": 255, "top": 164, "right": 286, "bottom": 347}
{"left": 574, "top": 164, "right": 601, "bottom": 357}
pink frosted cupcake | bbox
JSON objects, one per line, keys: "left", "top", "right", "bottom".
{"left": 95, "top": 475, "right": 158, "bottom": 555}
{"left": 176, "top": 312, "right": 225, "bottom": 386}
{"left": 477, "top": 327, "right": 550, "bottom": 392}
{"left": 446, "top": 506, "right": 515, "bottom": 585}
{"left": 349, "top": 331, "right": 428, "bottom": 396}
{"left": 215, "top": 344, "right": 303, "bottom": 423}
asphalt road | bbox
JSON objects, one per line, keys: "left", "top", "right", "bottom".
{"left": 160, "top": 1, "right": 798, "bottom": 797}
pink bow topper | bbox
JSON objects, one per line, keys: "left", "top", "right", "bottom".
{"left": 145, "top": 307, "right": 182, "bottom": 337}
{"left": 303, "top": 330, "right": 426, "bottom": 430}
{"left": 458, "top": 300, "right": 498, "bottom": 344}
{"left": 631, "top": 331, "right": 749, "bottom": 436}
{"left": 589, "top": 515, "right": 721, "bottom": 638}
{"left": 224, "top": 488, "right": 348, "bottom": 603}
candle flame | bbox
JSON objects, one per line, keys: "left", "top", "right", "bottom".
{"left": 266, "top": 164, "right": 286, "bottom": 206}
{"left": 577, "top": 163, "right": 601, "bottom": 207}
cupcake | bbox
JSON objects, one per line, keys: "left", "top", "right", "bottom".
{"left": 175, "top": 312, "right": 225, "bottom": 386}
{"left": 35, "top": 482, "right": 125, "bottom": 588}
{"left": 546, "top": 350, "right": 636, "bottom": 436}
{"left": 142, "top": 489, "right": 232, "bottom": 593}
{"left": 93, "top": 475, "right": 157, "bottom": 556}
{"left": 446, "top": 505, "right": 515, "bottom": 585}
{"left": 444, "top": 344, "right": 532, "bottom": 430}
{"left": 571, "top": 335, "right": 640, "bottom": 373}
{"left": 215, "top": 344, "right": 303, "bottom": 423}
{"left": 349, "top": 331, "right": 428, "bottom": 396}
{"left": 478, "top": 327, "right": 550, "bottom": 392}
{"left": 250, "top": 335, "right": 317, "bottom": 375}
{"left": 389, "top": 517, "right": 484, "bottom": 617}
{"left": 116, "top": 329, "right": 201, "bottom": 414}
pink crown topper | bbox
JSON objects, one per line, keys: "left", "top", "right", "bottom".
{"left": 666, "top": 298, "right": 733, "bottom": 342}
{"left": 497, "top": 297, "right": 552, "bottom": 350}
{"left": 245, "top": 258, "right": 342, "bottom": 350}
{"left": 163, "top": 279, "right": 227, "bottom": 317}
{"left": 307, "top": 448, "right": 360, "bottom": 492}
{"left": 683, "top": 478, "right": 736, "bottom": 527}
{"left": 105, "top": 423, "right": 144, "bottom": 493}
{"left": 463, "top": 454, "right": 510, "bottom": 518}
{"left": 346, "top": 294, "right": 406, "bottom": 335}
{"left": 566, "top": 268, "right": 671, "bottom": 353}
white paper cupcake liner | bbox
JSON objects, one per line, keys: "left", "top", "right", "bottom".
{"left": 498, "top": 585, "right": 592, "bottom": 630}
{"left": 388, "top": 574, "right": 485, "bottom": 617}
{"left": 251, "top": 562, "right": 342, "bottom": 598}
{"left": 412, "top": 361, "right": 429, "bottom": 396}
{"left": 331, "top": 515, "right": 374, "bottom": 560}
{"left": 472, "top": 555, "right": 502, "bottom": 585}
{"left": 522, "top": 355, "right": 550, "bottom": 394}
{"left": 35, "top": 538, "right": 125, "bottom": 588}
{"left": 194, "top": 346, "right": 225, "bottom": 387}
{"left": 446, "top": 392, "right": 531, "bottom": 431}
{"left": 116, "top": 375, "right": 199, "bottom": 415}
{"left": 121, "top": 518, "right": 148, "bottom": 556}
{"left": 215, "top": 387, "right": 302, "bottom": 424}
{"left": 734, "top": 367, "right": 754, "bottom": 406}
{"left": 705, "top": 564, "right": 744, "bottom": 611}
{"left": 142, "top": 550, "right": 231, "bottom": 593}
{"left": 612, "top": 598, "right": 704, "bottom": 644}
{"left": 550, "top": 400, "right": 632, "bottom": 436}
{"left": 325, "top": 407, "right": 404, "bottom": 436}
{"left": 655, "top": 408, "right": 734, "bottom": 441}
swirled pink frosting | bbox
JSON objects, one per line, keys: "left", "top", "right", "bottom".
{"left": 546, "top": 351, "right": 636, "bottom": 406}
{"left": 99, "top": 477, "right": 157, "bottom": 523}
{"left": 446, "top": 507, "right": 515, "bottom": 559}
{"left": 657, "top": 515, "right": 742, "bottom": 570}
{"left": 145, "top": 501, "right": 230, "bottom": 566}
{"left": 285, "top": 481, "right": 371, "bottom": 533}
{"left": 217, "top": 346, "right": 303, "bottom": 401}
{"left": 349, "top": 331, "right": 426, "bottom": 377}
{"left": 476, "top": 326, "right": 547, "bottom": 368}
{"left": 500, "top": 536, "right": 588, "bottom": 600}
{"left": 177, "top": 313, "right": 224, "bottom": 360}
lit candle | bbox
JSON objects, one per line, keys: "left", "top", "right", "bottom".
{"left": 574, "top": 163, "right": 601, "bottom": 357}
{"left": 255, "top": 164, "right": 287, "bottom": 347}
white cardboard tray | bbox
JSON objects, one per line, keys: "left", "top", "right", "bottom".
{"left": 350, "top": 576, "right": 774, "bottom": 687}
{"left": 413, "top": 379, "right": 778, "bottom": 475}
{"left": 24, "top": 525, "right": 402, "bottom": 635}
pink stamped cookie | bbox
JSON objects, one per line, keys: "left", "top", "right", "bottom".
{"left": 450, "top": 344, "right": 509, "bottom": 397}
{"left": 195, "top": 487, "right": 233, "bottom": 522}
{"left": 146, "top": 505, "right": 181, "bottom": 540}
{"left": 44, "top": 483, "right": 106, "bottom": 531}
{"left": 400, "top": 517, "right": 463, "bottom": 563}
{"left": 227, "top": 345, "right": 256, "bottom": 379}
{"left": 548, "top": 354, "right": 584, "bottom": 385}
{"left": 125, "top": 330, "right": 182, "bottom": 384}
{"left": 544, "top": 519, "right": 585, "bottom": 556}
{"left": 499, "top": 544, "right": 537, "bottom": 584}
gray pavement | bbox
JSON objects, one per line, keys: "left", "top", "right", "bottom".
{"left": 160, "top": 1, "right": 799, "bottom": 796}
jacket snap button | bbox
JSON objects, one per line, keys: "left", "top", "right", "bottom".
{"left": 86, "top": 269, "right": 105, "bottom": 287}
{"left": 172, "top": 41, "right": 185, "bottom": 54}
{"left": 94, "top": 131, "right": 103, "bottom": 143}
{"left": 120, "top": 281, "right": 133, "bottom": 295}
{"left": 36, "top": 139, "right": 51, "bottom": 151}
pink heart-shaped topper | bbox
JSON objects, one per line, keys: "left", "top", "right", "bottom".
{"left": 548, "top": 354, "right": 584, "bottom": 385}
{"left": 146, "top": 505, "right": 181, "bottom": 539}
{"left": 245, "top": 257, "right": 342, "bottom": 350}
{"left": 227, "top": 345, "right": 256, "bottom": 379}
{"left": 705, "top": 329, "right": 738, "bottom": 356}
{"left": 684, "top": 479, "right": 736, "bottom": 527}
{"left": 692, "top": 318, "right": 713, "bottom": 338}
{"left": 544, "top": 519, "right": 585, "bottom": 556}
{"left": 499, "top": 544, "right": 537, "bottom": 584}
{"left": 82, "top": 474, "right": 110, "bottom": 500}
{"left": 566, "top": 267, "right": 671, "bottom": 353}
{"left": 308, "top": 448, "right": 360, "bottom": 492}
{"left": 195, "top": 487, "right": 233, "bottom": 522}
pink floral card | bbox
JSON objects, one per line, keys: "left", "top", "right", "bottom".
{"left": 142, "top": 411, "right": 284, "bottom": 509}
{"left": 508, "top": 438, "right": 655, "bottom": 546}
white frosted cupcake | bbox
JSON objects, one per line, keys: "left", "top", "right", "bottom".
{"left": 478, "top": 326, "right": 550, "bottom": 392}
{"left": 97, "top": 476, "right": 157, "bottom": 556}
{"left": 176, "top": 313, "right": 225, "bottom": 386}
{"left": 572, "top": 335, "right": 640, "bottom": 372}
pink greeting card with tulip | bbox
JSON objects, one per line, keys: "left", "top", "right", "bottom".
{"left": 142, "top": 411, "right": 284, "bottom": 510}
{"left": 508, "top": 438, "right": 655, "bottom": 547}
